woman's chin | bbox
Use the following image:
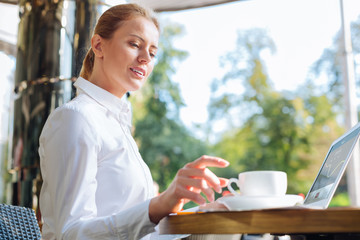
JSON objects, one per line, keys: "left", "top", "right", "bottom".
{"left": 128, "top": 81, "right": 146, "bottom": 92}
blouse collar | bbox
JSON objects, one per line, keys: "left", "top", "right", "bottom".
{"left": 74, "top": 77, "right": 132, "bottom": 127}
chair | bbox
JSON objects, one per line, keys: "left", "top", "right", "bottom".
{"left": 0, "top": 203, "right": 41, "bottom": 240}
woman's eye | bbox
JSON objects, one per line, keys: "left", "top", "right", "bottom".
{"left": 130, "top": 42, "right": 139, "bottom": 48}
{"left": 150, "top": 52, "right": 157, "bottom": 58}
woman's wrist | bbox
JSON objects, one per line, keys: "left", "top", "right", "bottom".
{"left": 148, "top": 191, "right": 184, "bottom": 224}
{"left": 148, "top": 193, "right": 172, "bottom": 224}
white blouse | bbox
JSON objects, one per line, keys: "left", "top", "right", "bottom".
{"left": 39, "top": 77, "right": 158, "bottom": 239}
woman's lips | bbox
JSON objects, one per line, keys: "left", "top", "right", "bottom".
{"left": 130, "top": 67, "right": 145, "bottom": 77}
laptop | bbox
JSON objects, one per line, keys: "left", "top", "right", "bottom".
{"left": 301, "top": 121, "right": 360, "bottom": 209}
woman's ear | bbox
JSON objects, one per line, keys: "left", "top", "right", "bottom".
{"left": 91, "top": 34, "right": 104, "bottom": 58}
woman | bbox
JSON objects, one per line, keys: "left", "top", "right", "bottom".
{"left": 39, "top": 3, "right": 229, "bottom": 239}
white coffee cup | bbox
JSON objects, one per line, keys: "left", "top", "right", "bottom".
{"left": 227, "top": 170, "right": 287, "bottom": 196}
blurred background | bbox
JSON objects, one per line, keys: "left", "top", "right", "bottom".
{"left": 0, "top": 0, "right": 360, "bottom": 219}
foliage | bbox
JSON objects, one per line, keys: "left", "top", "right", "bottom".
{"left": 208, "top": 28, "right": 343, "bottom": 195}
{"left": 310, "top": 16, "right": 360, "bottom": 110}
{"left": 329, "top": 192, "right": 350, "bottom": 207}
{"left": 352, "top": 16, "right": 360, "bottom": 55}
{"left": 131, "top": 23, "right": 207, "bottom": 192}
{"left": 0, "top": 141, "right": 11, "bottom": 203}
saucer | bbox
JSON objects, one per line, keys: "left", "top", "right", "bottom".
{"left": 218, "top": 194, "right": 304, "bottom": 211}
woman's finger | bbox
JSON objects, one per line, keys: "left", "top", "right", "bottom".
{"left": 186, "top": 155, "right": 229, "bottom": 169}
{"left": 177, "top": 176, "right": 215, "bottom": 202}
{"left": 178, "top": 167, "right": 222, "bottom": 193}
{"left": 200, "top": 180, "right": 215, "bottom": 202}
{"left": 199, "top": 201, "right": 229, "bottom": 211}
{"left": 174, "top": 183, "right": 207, "bottom": 205}
{"left": 219, "top": 177, "right": 229, "bottom": 187}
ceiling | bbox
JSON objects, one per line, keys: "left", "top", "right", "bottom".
{"left": 130, "top": 0, "right": 244, "bottom": 12}
{"left": 0, "top": 0, "right": 16, "bottom": 4}
{"left": 0, "top": 0, "right": 245, "bottom": 12}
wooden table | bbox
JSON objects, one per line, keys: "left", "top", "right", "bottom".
{"left": 159, "top": 207, "right": 360, "bottom": 239}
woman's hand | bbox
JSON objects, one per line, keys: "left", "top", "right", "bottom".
{"left": 198, "top": 193, "right": 234, "bottom": 211}
{"left": 149, "top": 155, "right": 229, "bottom": 223}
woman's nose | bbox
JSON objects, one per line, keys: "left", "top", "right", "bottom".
{"left": 138, "top": 51, "right": 151, "bottom": 63}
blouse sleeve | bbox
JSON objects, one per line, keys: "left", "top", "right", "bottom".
{"left": 39, "top": 107, "right": 156, "bottom": 240}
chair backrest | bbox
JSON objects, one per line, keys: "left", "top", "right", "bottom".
{"left": 0, "top": 203, "right": 41, "bottom": 240}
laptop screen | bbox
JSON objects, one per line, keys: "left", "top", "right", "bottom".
{"left": 304, "top": 124, "right": 360, "bottom": 208}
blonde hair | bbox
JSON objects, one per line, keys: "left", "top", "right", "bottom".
{"left": 79, "top": 3, "right": 159, "bottom": 80}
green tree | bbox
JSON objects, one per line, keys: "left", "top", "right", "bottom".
{"left": 208, "top": 28, "right": 343, "bottom": 194}
{"left": 130, "top": 23, "right": 207, "bottom": 192}
{"left": 310, "top": 16, "right": 360, "bottom": 110}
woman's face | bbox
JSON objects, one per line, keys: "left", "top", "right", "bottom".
{"left": 92, "top": 16, "right": 159, "bottom": 98}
